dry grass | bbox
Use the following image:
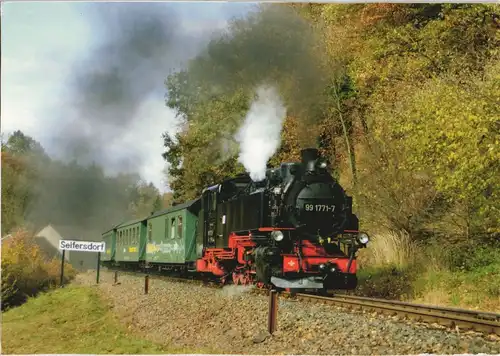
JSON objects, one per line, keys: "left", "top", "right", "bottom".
{"left": 358, "top": 229, "right": 417, "bottom": 269}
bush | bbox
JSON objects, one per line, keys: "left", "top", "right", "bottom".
{"left": 441, "top": 241, "right": 500, "bottom": 272}
{"left": 356, "top": 264, "right": 418, "bottom": 300}
{"left": 1, "top": 228, "right": 76, "bottom": 310}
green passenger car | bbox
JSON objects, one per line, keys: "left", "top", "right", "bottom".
{"left": 145, "top": 199, "right": 201, "bottom": 264}
{"left": 101, "top": 228, "right": 116, "bottom": 262}
{"left": 115, "top": 218, "right": 147, "bottom": 263}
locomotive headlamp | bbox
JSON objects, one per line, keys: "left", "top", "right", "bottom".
{"left": 271, "top": 230, "right": 284, "bottom": 242}
{"left": 319, "top": 161, "right": 327, "bottom": 169}
{"left": 330, "top": 266, "right": 337, "bottom": 273}
{"left": 357, "top": 233, "right": 369, "bottom": 245}
{"left": 319, "top": 263, "right": 326, "bottom": 271}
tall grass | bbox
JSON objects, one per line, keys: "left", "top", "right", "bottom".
{"left": 358, "top": 229, "right": 417, "bottom": 269}
{"left": 1, "top": 228, "right": 76, "bottom": 310}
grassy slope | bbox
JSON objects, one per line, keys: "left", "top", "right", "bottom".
{"left": 355, "top": 231, "right": 500, "bottom": 313}
{"left": 2, "top": 285, "right": 169, "bottom": 354}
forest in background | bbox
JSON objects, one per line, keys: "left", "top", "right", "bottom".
{"left": 1, "top": 130, "right": 170, "bottom": 236}
{"left": 162, "top": 4, "right": 499, "bottom": 309}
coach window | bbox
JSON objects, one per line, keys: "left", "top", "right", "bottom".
{"left": 148, "top": 223, "right": 152, "bottom": 241}
{"left": 118, "top": 231, "right": 122, "bottom": 246}
{"left": 170, "top": 217, "right": 176, "bottom": 239}
{"left": 164, "top": 218, "right": 168, "bottom": 240}
{"left": 177, "top": 216, "right": 183, "bottom": 239}
{"left": 135, "top": 227, "right": 138, "bottom": 245}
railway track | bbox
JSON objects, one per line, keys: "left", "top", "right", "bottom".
{"left": 101, "top": 268, "right": 500, "bottom": 336}
{"left": 285, "top": 292, "right": 500, "bottom": 336}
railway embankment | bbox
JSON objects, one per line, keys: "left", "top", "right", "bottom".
{"left": 1, "top": 283, "right": 174, "bottom": 354}
{"left": 73, "top": 270, "right": 500, "bottom": 355}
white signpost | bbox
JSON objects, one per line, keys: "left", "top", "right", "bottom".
{"left": 59, "top": 239, "right": 106, "bottom": 286}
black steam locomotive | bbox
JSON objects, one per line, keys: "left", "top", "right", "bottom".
{"left": 195, "top": 147, "right": 369, "bottom": 291}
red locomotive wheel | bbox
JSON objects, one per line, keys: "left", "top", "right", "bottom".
{"left": 241, "top": 272, "right": 252, "bottom": 286}
{"left": 232, "top": 272, "right": 241, "bottom": 285}
{"left": 256, "top": 281, "right": 267, "bottom": 289}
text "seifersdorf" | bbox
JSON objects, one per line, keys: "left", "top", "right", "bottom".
{"left": 59, "top": 240, "right": 106, "bottom": 253}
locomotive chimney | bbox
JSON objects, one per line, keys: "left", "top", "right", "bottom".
{"left": 301, "top": 148, "right": 319, "bottom": 173}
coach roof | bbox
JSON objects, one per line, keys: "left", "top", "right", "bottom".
{"left": 148, "top": 198, "right": 201, "bottom": 219}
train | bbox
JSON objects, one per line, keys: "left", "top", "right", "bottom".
{"left": 99, "top": 148, "right": 369, "bottom": 293}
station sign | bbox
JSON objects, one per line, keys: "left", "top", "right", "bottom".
{"left": 59, "top": 239, "right": 106, "bottom": 253}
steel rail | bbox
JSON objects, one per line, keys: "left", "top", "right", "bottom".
{"left": 291, "top": 292, "right": 500, "bottom": 336}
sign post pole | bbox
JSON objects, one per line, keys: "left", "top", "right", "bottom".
{"left": 96, "top": 252, "right": 101, "bottom": 284}
{"left": 59, "top": 239, "right": 106, "bottom": 286}
{"left": 60, "top": 249, "right": 66, "bottom": 288}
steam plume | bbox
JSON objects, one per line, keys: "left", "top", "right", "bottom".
{"left": 235, "top": 85, "right": 286, "bottom": 181}
{"left": 181, "top": 4, "right": 328, "bottom": 149}
{"left": 51, "top": 3, "right": 207, "bottom": 174}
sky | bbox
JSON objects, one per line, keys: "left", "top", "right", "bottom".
{"left": 1, "top": 1, "right": 254, "bottom": 193}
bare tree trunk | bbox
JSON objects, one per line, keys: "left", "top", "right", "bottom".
{"left": 332, "top": 82, "right": 357, "bottom": 190}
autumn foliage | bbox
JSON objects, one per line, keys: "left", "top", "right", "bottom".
{"left": 1, "top": 229, "right": 76, "bottom": 310}
{"left": 162, "top": 3, "right": 499, "bottom": 243}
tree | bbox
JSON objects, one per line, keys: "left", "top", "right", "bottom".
{"left": 378, "top": 62, "right": 499, "bottom": 238}
{"left": 1, "top": 131, "right": 47, "bottom": 234}
{"left": 127, "top": 181, "right": 164, "bottom": 218}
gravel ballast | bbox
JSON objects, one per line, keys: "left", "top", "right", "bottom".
{"left": 74, "top": 271, "right": 500, "bottom": 355}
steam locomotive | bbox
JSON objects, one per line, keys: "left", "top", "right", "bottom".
{"left": 100, "top": 148, "right": 369, "bottom": 292}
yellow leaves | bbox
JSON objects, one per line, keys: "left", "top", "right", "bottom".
{"left": 2, "top": 229, "right": 77, "bottom": 308}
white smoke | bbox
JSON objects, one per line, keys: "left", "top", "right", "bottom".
{"left": 221, "top": 284, "right": 254, "bottom": 297}
{"left": 235, "top": 85, "right": 286, "bottom": 181}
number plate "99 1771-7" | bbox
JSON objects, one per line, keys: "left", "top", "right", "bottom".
{"left": 304, "top": 204, "right": 336, "bottom": 212}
